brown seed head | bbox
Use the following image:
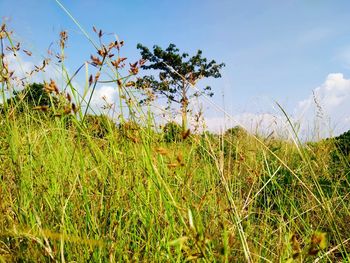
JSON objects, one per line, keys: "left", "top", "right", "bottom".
{"left": 111, "top": 57, "right": 127, "bottom": 69}
{"left": 182, "top": 129, "right": 191, "bottom": 139}
{"left": 125, "top": 81, "right": 135, "bottom": 87}
{"left": 155, "top": 147, "right": 169, "bottom": 155}
{"left": 129, "top": 136, "right": 139, "bottom": 143}
{"left": 64, "top": 105, "right": 71, "bottom": 115}
{"left": 33, "top": 105, "right": 49, "bottom": 112}
{"left": 89, "top": 74, "right": 93, "bottom": 86}
{"left": 23, "top": 49, "right": 32, "bottom": 56}
{"left": 71, "top": 103, "right": 77, "bottom": 113}
{"left": 97, "top": 46, "right": 108, "bottom": 57}
{"left": 66, "top": 93, "right": 71, "bottom": 102}
{"left": 176, "top": 153, "right": 184, "bottom": 164}
{"left": 291, "top": 235, "right": 300, "bottom": 252}
{"left": 308, "top": 247, "right": 319, "bottom": 256}
{"left": 90, "top": 55, "right": 102, "bottom": 66}
{"left": 44, "top": 81, "right": 54, "bottom": 93}
{"left": 60, "top": 31, "right": 68, "bottom": 49}
{"left": 0, "top": 32, "right": 6, "bottom": 39}
{"left": 129, "top": 61, "right": 139, "bottom": 75}
{"left": 95, "top": 71, "right": 101, "bottom": 81}
{"left": 50, "top": 79, "right": 60, "bottom": 94}
{"left": 139, "top": 59, "right": 146, "bottom": 66}
{"left": 167, "top": 163, "right": 179, "bottom": 169}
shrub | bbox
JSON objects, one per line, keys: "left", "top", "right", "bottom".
{"left": 224, "top": 126, "right": 247, "bottom": 138}
{"left": 163, "top": 121, "right": 182, "bottom": 142}
{"left": 1, "top": 83, "right": 56, "bottom": 113}
{"left": 117, "top": 120, "right": 141, "bottom": 142}
{"left": 335, "top": 130, "right": 350, "bottom": 157}
{"left": 83, "top": 114, "right": 116, "bottom": 138}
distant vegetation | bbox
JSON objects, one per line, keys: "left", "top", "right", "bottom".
{"left": 1, "top": 19, "right": 350, "bottom": 262}
{"left": 334, "top": 130, "right": 350, "bottom": 156}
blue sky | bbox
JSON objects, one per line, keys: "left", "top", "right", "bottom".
{"left": 2, "top": 0, "right": 350, "bottom": 137}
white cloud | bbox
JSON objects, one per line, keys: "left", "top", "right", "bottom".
{"left": 202, "top": 73, "right": 350, "bottom": 140}
{"left": 4, "top": 53, "right": 60, "bottom": 85}
{"left": 89, "top": 85, "right": 119, "bottom": 113}
{"left": 295, "top": 73, "right": 350, "bottom": 138}
{"left": 4, "top": 53, "right": 33, "bottom": 78}
{"left": 204, "top": 112, "right": 290, "bottom": 138}
{"left": 82, "top": 85, "right": 119, "bottom": 117}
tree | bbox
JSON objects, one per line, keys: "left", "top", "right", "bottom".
{"left": 334, "top": 129, "right": 350, "bottom": 156}
{"left": 0, "top": 81, "right": 77, "bottom": 118}
{"left": 225, "top": 126, "right": 247, "bottom": 138}
{"left": 15, "top": 83, "right": 54, "bottom": 107}
{"left": 1, "top": 83, "right": 56, "bottom": 114}
{"left": 163, "top": 121, "right": 182, "bottom": 142}
{"left": 136, "top": 43, "right": 225, "bottom": 131}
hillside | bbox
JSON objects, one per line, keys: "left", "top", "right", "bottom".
{"left": 0, "top": 103, "right": 349, "bottom": 261}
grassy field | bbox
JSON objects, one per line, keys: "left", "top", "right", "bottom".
{"left": 1, "top": 20, "right": 350, "bottom": 262}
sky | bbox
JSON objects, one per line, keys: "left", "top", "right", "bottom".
{"left": 1, "top": 0, "right": 350, "bottom": 139}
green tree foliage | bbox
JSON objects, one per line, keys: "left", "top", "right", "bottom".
{"left": 1, "top": 83, "right": 56, "bottom": 113}
{"left": 117, "top": 120, "right": 141, "bottom": 142}
{"left": 84, "top": 114, "right": 116, "bottom": 138}
{"left": 334, "top": 129, "right": 350, "bottom": 156}
{"left": 224, "top": 126, "right": 247, "bottom": 138}
{"left": 19, "top": 83, "right": 53, "bottom": 106}
{"left": 163, "top": 121, "right": 182, "bottom": 143}
{"left": 329, "top": 129, "right": 350, "bottom": 183}
{"left": 136, "top": 43, "right": 225, "bottom": 131}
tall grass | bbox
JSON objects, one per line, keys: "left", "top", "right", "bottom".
{"left": 1, "top": 10, "right": 350, "bottom": 262}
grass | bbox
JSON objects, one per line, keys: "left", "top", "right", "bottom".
{"left": 1, "top": 14, "right": 350, "bottom": 262}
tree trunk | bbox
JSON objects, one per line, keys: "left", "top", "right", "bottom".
{"left": 181, "top": 103, "right": 187, "bottom": 132}
{"left": 181, "top": 83, "right": 188, "bottom": 132}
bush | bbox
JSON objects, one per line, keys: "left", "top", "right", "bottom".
{"left": 83, "top": 114, "right": 116, "bottom": 138}
{"left": 335, "top": 130, "right": 350, "bottom": 157}
{"left": 1, "top": 83, "right": 55, "bottom": 114}
{"left": 224, "top": 126, "right": 247, "bottom": 138}
{"left": 163, "top": 121, "right": 182, "bottom": 142}
{"left": 117, "top": 120, "right": 141, "bottom": 142}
